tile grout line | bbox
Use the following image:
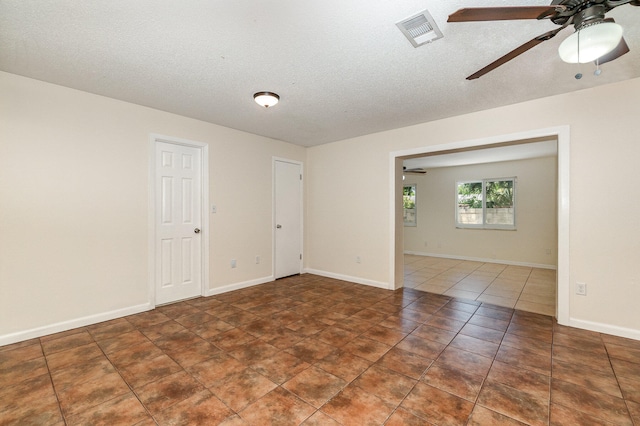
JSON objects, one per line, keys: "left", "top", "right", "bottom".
{"left": 90, "top": 320, "right": 159, "bottom": 425}
{"left": 600, "top": 334, "right": 635, "bottom": 422}
{"left": 39, "top": 338, "right": 68, "bottom": 426}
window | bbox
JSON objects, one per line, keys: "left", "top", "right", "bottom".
{"left": 403, "top": 184, "right": 417, "bottom": 227}
{"left": 456, "top": 178, "right": 515, "bottom": 229}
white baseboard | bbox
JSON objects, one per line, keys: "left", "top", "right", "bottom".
{"left": 568, "top": 317, "right": 640, "bottom": 341}
{"left": 0, "top": 303, "right": 153, "bottom": 347}
{"left": 303, "top": 268, "right": 391, "bottom": 290}
{"left": 404, "top": 251, "right": 557, "bottom": 270}
{"left": 206, "top": 275, "right": 275, "bottom": 296}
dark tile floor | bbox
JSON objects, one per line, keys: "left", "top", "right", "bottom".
{"left": 1, "top": 274, "right": 639, "bottom": 425}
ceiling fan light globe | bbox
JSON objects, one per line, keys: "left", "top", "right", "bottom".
{"left": 558, "top": 22, "right": 623, "bottom": 63}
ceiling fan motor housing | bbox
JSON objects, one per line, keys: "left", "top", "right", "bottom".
{"left": 573, "top": 4, "right": 607, "bottom": 29}
{"left": 549, "top": 0, "right": 612, "bottom": 26}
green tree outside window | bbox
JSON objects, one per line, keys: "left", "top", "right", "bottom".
{"left": 457, "top": 178, "right": 515, "bottom": 229}
{"left": 403, "top": 184, "right": 417, "bottom": 226}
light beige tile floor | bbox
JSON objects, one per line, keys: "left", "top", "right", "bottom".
{"left": 404, "top": 255, "right": 556, "bottom": 316}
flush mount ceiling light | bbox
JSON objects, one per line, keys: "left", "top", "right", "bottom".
{"left": 253, "top": 91, "right": 280, "bottom": 108}
{"left": 558, "top": 21, "right": 623, "bottom": 63}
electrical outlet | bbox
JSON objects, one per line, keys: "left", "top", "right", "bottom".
{"left": 211, "top": 204, "right": 217, "bottom": 213}
{"left": 576, "top": 282, "right": 587, "bottom": 295}
{"left": 255, "top": 255, "right": 260, "bottom": 264}
{"left": 231, "top": 259, "right": 236, "bottom": 268}
{"left": 356, "top": 256, "right": 361, "bottom": 264}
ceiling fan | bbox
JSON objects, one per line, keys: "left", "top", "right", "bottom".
{"left": 448, "top": 0, "right": 638, "bottom": 79}
{"left": 403, "top": 167, "right": 427, "bottom": 174}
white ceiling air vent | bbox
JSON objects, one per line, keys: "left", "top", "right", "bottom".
{"left": 396, "top": 10, "right": 443, "bottom": 48}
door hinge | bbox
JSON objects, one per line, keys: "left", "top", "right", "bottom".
{"left": 300, "top": 174, "right": 302, "bottom": 180}
{"left": 300, "top": 254, "right": 302, "bottom": 260}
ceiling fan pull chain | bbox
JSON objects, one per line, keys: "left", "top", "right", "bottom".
{"left": 575, "top": 30, "right": 583, "bottom": 79}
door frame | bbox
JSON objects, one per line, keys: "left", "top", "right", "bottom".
{"left": 272, "top": 157, "right": 304, "bottom": 279}
{"left": 148, "top": 134, "right": 209, "bottom": 306}
{"left": 389, "top": 125, "right": 570, "bottom": 325}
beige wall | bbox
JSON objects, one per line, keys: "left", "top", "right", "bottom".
{"left": 306, "top": 78, "right": 640, "bottom": 338}
{"left": 403, "top": 157, "right": 558, "bottom": 267}
{"left": 2, "top": 70, "right": 639, "bottom": 343}
{"left": 304, "top": 138, "right": 391, "bottom": 287}
{"left": 0, "top": 71, "right": 305, "bottom": 342}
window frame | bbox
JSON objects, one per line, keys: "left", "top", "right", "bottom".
{"left": 455, "top": 177, "right": 516, "bottom": 230}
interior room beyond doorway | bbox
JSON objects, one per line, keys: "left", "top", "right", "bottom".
{"left": 396, "top": 134, "right": 563, "bottom": 319}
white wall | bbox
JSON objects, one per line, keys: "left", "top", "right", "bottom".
{"left": 403, "top": 156, "right": 558, "bottom": 268}
{"left": 306, "top": 78, "right": 640, "bottom": 339}
{"left": 0, "top": 72, "right": 305, "bottom": 344}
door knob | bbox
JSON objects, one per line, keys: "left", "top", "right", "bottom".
{"left": 276, "top": 224, "right": 282, "bottom": 229}
{"left": 194, "top": 228, "right": 201, "bottom": 234}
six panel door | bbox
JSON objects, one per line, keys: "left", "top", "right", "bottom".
{"left": 155, "top": 142, "right": 202, "bottom": 304}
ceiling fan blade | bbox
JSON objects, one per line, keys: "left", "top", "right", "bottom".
{"left": 597, "top": 37, "right": 630, "bottom": 65}
{"left": 448, "top": 6, "right": 556, "bottom": 22}
{"left": 466, "top": 27, "right": 567, "bottom": 80}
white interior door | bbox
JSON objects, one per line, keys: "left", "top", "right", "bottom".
{"left": 274, "top": 159, "right": 302, "bottom": 279}
{"left": 155, "top": 141, "right": 203, "bottom": 304}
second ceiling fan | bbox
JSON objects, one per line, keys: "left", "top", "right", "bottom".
{"left": 448, "top": 0, "right": 638, "bottom": 79}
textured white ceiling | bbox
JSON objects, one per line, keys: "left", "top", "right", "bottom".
{"left": 1, "top": 0, "right": 638, "bottom": 147}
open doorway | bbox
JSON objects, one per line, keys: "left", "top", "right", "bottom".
{"left": 389, "top": 127, "right": 570, "bottom": 325}
{"left": 403, "top": 139, "right": 557, "bottom": 315}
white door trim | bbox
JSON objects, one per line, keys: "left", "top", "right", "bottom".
{"left": 148, "top": 134, "right": 209, "bottom": 306}
{"left": 272, "top": 157, "right": 304, "bottom": 278}
{"left": 389, "top": 125, "right": 570, "bottom": 325}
